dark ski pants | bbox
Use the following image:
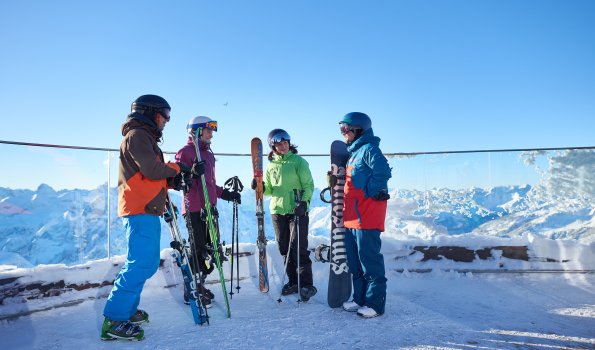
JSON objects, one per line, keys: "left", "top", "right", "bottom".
{"left": 272, "top": 214, "right": 313, "bottom": 287}
{"left": 345, "top": 228, "right": 387, "bottom": 315}
{"left": 184, "top": 211, "right": 218, "bottom": 275}
{"left": 103, "top": 214, "right": 161, "bottom": 321}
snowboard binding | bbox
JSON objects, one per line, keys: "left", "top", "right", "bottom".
{"left": 314, "top": 244, "right": 331, "bottom": 263}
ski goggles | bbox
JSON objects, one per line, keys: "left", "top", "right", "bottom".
{"left": 198, "top": 120, "right": 218, "bottom": 131}
{"left": 269, "top": 130, "right": 291, "bottom": 144}
{"left": 159, "top": 109, "right": 171, "bottom": 122}
{"left": 339, "top": 122, "right": 358, "bottom": 135}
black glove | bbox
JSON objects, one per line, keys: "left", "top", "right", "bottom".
{"left": 251, "top": 178, "right": 265, "bottom": 191}
{"left": 372, "top": 191, "right": 391, "bottom": 201}
{"left": 221, "top": 189, "right": 241, "bottom": 204}
{"left": 191, "top": 161, "right": 205, "bottom": 178}
{"left": 170, "top": 174, "right": 183, "bottom": 191}
{"left": 176, "top": 161, "right": 191, "bottom": 174}
{"left": 294, "top": 201, "right": 307, "bottom": 216}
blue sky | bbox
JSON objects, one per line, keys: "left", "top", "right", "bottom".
{"left": 1, "top": 0, "right": 594, "bottom": 190}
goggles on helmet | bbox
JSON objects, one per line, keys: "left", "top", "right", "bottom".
{"left": 339, "top": 122, "right": 358, "bottom": 135}
{"left": 190, "top": 120, "right": 218, "bottom": 132}
{"left": 270, "top": 131, "right": 290, "bottom": 145}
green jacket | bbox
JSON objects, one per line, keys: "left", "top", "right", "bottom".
{"left": 263, "top": 151, "right": 314, "bottom": 215}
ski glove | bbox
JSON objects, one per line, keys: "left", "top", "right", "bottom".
{"left": 170, "top": 174, "right": 183, "bottom": 191}
{"left": 176, "top": 161, "right": 191, "bottom": 174}
{"left": 294, "top": 201, "right": 308, "bottom": 217}
{"left": 372, "top": 191, "right": 391, "bottom": 201}
{"left": 221, "top": 189, "right": 241, "bottom": 204}
{"left": 250, "top": 178, "right": 265, "bottom": 191}
{"left": 191, "top": 161, "right": 205, "bottom": 178}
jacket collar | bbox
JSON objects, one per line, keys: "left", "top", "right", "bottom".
{"left": 347, "top": 128, "right": 380, "bottom": 153}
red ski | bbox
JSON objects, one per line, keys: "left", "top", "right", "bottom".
{"left": 251, "top": 137, "right": 269, "bottom": 293}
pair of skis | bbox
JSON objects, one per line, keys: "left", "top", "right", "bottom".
{"left": 164, "top": 188, "right": 209, "bottom": 325}
{"left": 165, "top": 130, "right": 234, "bottom": 326}
{"left": 192, "top": 129, "right": 232, "bottom": 318}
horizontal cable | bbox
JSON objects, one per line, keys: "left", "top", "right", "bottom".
{"left": 2, "top": 139, "right": 594, "bottom": 157}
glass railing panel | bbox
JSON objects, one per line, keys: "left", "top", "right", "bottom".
{"left": 0, "top": 144, "right": 110, "bottom": 268}
{"left": 2, "top": 141, "right": 592, "bottom": 269}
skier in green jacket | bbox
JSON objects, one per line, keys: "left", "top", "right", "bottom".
{"left": 252, "top": 128, "right": 317, "bottom": 301}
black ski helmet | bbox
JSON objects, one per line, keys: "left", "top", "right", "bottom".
{"left": 267, "top": 128, "right": 291, "bottom": 149}
{"left": 131, "top": 95, "right": 171, "bottom": 118}
{"left": 340, "top": 112, "right": 371, "bottom": 131}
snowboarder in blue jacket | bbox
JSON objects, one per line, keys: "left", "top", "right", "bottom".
{"left": 339, "top": 112, "right": 392, "bottom": 318}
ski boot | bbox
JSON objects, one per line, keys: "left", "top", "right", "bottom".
{"left": 101, "top": 318, "right": 144, "bottom": 341}
{"left": 198, "top": 284, "right": 215, "bottom": 300}
{"left": 281, "top": 282, "right": 298, "bottom": 296}
{"left": 300, "top": 285, "right": 317, "bottom": 302}
{"left": 129, "top": 309, "right": 149, "bottom": 325}
{"left": 184, "top": 288, "right": 213, "bottom": 308}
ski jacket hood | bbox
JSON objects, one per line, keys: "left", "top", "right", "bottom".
{"left": 343, "top": 128, "right": 392, "bottom": 231}
{"left": 175, "top": 137, "right": 223, "bottom": 213}
{"left": 263, "top": 151, "right": 314, "bottom": 215}
{"left": 117, "top": 117, "right": 180, "bottom": 217}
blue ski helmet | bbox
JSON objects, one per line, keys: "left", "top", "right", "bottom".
{"left": 267, "top": 128, "right": 291, "bottom": 149}
{"left": 339, "top": 112, "right": 371, "bottom": 132}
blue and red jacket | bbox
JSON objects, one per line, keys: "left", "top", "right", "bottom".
{"left": 343, "top": 128, "right": 392, "bottom": 232}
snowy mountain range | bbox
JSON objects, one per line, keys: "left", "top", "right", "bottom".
{"left": 1, "top": 178, "right": 594, "bottom": 268}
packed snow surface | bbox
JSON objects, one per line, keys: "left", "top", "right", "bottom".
{"left": 1, "top": 244, "right": 594, "bottom": 350}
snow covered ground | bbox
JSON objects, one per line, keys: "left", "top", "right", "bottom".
{"left": 1, "top": 241, "right": 594, "bottom": 350}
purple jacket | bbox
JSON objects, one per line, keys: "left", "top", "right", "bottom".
{"left": 175, "top": 138, "right": 223, "bottom": 214}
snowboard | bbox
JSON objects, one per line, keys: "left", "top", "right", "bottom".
{"left": 320, "top": 140, "right": 352, "bottom": 308}
{"left": 251, "top": 137, "right": 269, "bottom": 293}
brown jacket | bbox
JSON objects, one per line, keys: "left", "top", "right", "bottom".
{"left": 117, "top": 118, "right": 180, "bottom": 217}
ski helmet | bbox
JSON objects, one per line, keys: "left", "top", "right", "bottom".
{"left": 267, "top": 128, "right": 291, "bottom": 149}
{"left": 187, "top": 116, "right": 218, "bottom": 135}
{"left": 339, "top": 112, "right": 371, "bottom": 134}
{"left": 131, "top": 95, "right": 171, "bottom": 119}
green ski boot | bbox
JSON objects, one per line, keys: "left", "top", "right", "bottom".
{"left": 101, "top": 318, "right": 144, "bottom": 341}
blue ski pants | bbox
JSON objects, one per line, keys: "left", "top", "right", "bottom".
{"left": 345, "top": 228, "right": 387, "bottom": 314}
{"left": 103, "top": 214, "right": 161, "bottom": 321}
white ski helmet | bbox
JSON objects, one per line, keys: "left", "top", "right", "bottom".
{"left": 187, "top": 116, "right": 218, "bottom": 135}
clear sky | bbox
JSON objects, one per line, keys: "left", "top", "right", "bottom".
{"left": 1, "top": 0, "right": 594, "bottom": 190}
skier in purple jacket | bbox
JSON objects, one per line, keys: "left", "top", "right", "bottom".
{"left": 175, "top": 116, "right": 240, "bottom": 306}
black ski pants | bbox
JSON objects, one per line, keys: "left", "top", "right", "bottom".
{"left": 183, "top": 210, "right": 219, "bottom": 275}
{"left": 272, "top": 213, "right": 313, "bottom": 287}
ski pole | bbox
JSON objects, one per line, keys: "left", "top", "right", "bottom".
{"left": 229, "top": 202, "right": 235, "bottom": 299}
{"left": 224, "top": 176, "right": 243, "bottom": 297}
{"left": 276, "top": 225, "right": 295, "bottom": 303}
{"left": 293, "top": 189, "right": 305, "bottom": 303}
{"left": 234, "top": 200, "right": 240, "bottom": 294}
